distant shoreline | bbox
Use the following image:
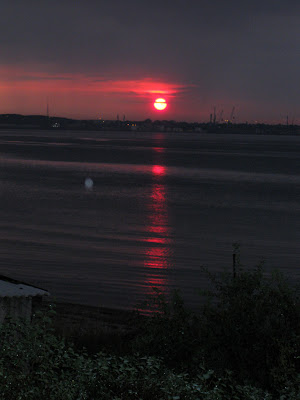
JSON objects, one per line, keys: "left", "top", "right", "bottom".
{"left": 0, "top": 113, "right": 299, "bottom": 135}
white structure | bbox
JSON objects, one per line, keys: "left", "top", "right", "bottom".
{"left": 0, "top": 275, "right": 49, "bottom": 324}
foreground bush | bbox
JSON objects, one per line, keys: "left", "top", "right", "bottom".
{"left": 132, "top": 287, "right": 202, "bottom": 370}
{"left": 199, "top": 261, "right": 300, "bottom": 391}
{"left": 1, "top": 250, "right": 300, "bottom": 398}
{"left": 0, "top": 309, "right": 273, "bottom": 399}
{"left": 132, "top": 253, "right": 300, "bottom": 396}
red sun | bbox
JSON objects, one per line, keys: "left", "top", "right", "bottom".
{"left": 154, "top": 98, "right": 167, "bottom": 111}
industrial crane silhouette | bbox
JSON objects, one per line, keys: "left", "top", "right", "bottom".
{"left": 229, "top": 107, "right": 235, "bottom": 123}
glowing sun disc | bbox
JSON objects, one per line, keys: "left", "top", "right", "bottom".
{"left": 154, "top": 98, "right": 167, "bottom": 110}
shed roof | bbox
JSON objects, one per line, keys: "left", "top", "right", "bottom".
{"left": 0, "top": 275, "right": 49, "bottom": 298}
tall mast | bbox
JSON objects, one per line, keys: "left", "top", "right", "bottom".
{"left": 46, "top": 98, "right": 49, "bottom": 119}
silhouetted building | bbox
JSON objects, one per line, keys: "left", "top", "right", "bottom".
{"left": 0, "top": 275, "right": 49, "bottom": 324}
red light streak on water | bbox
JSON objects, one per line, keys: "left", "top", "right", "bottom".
{"left": 141, "top": 155, "right": 173, "bottom": 313}
{"left": 152, "top": 165, "right": 165, "bottom": 176}
{"left": 153, "top": 147, "right": 164, "bottom": 153}
{"left": 144, "top": 182, "right": 170, "bottom": 265}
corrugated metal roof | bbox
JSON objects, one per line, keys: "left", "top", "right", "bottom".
{"left": 0, "top": 279, "right": 49, "bottom": 298}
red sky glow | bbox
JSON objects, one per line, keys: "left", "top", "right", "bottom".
{"left": 0, "top": 67, "right": 194, "bottom": 120}
{"left": 0, "top": 0, "right": 299, "bottom": 123}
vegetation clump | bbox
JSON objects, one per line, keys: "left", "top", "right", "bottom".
{"left": 0, "top": 310, "right": 271, "bottom": 399}
{"left": 0, "top": 249, "right": 300, "bottom": 399}
{"left": 198, "top": 262, "right": 300, "bottom": 390}
{"left": 131, "top": 249, "right": 300, "bottom": 397}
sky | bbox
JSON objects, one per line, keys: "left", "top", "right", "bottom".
{"left": 0, "top": 0, "right": 299, "bottom": 123}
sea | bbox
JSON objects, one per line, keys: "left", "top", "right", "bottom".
{"left": 1, "top": 129, "right": 300, "bottom": 310}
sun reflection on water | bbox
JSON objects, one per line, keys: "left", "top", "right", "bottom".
{"left": 141, "top": 159, "right": 173, "bottom": 313}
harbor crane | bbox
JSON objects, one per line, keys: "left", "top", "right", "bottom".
{"left": 218, "top": 109, "right": 224, "bottom": 123}
{"left": 229, "top": 107, "right": 235, "bottom": 123}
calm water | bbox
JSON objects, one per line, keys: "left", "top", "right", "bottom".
{"left": 1, "top": 129, "right": 300, "bottom": 310}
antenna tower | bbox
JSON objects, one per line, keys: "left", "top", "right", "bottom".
{"left": 213, "top": 106, "right": 216, "bottom": 124}
{"left": 46, "top": 98, "right": 49, "bottom": 118}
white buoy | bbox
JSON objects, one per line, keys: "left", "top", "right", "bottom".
{"left": 84, "top": 177, "right": 94, "bottom": 190}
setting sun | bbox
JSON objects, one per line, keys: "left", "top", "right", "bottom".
{"left": 154, "top": 98, "right": 167, "bottom": 111}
